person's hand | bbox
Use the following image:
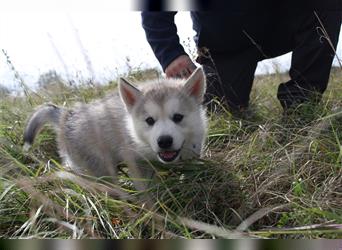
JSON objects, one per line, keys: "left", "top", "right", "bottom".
{"left": 165, "top": 55, "right": 196, "bottom": 79}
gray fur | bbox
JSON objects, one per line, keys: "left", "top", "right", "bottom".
{"left": 23, "top": 104, "right": 62, "bottom": 146}
{"left": 23, "top": 68, "right": 208, "bottom": 178}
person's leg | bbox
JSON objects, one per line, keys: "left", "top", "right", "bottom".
{"left": 277, "top": 11, "right": 342, "bottom": 110}
{"left": 196, "top": 47, "right": 260, "bottom": 112}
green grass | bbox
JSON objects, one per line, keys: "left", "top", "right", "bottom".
{"left": 0, "top": 68, "right": 341, "bottom": 239}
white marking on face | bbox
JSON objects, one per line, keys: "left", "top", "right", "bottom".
{"left": 164, "top": 98, "right": 180, "bottom": 116}
{"left": 151, "top": 119, "right": 184, "bottom": 151}
{"left": 144, "top": 100, "right": 161, "bottom": 119}
{"left": 140, "top": 97, "right": 184, "bottom": 154}
{"left": 130, "top": 94, "right": 206, "bottom": 163}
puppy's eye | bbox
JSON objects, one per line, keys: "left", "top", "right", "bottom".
{"left": 172, "top": 113, "right": 184, "bottom": 123}
{"left": 145, "top": 117, "right": 155, "bottom": 126}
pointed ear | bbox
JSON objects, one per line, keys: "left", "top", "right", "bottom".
{"left": 119, "top": 78, "right": 142, "bottom": 111}
{"left": 182, "top": 67, "right": 206, "bottom": 103}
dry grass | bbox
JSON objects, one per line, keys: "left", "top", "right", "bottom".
{"left": 0, "top": 68, "right": 341, "bottom": 239}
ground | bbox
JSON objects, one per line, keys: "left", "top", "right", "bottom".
{"left": 0, "top": 67, "right": 341, "bottom": 239}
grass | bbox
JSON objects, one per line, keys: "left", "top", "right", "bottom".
{"left": 0, "top": 67, "right": 341, "bottom": 239}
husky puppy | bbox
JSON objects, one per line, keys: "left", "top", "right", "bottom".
{"left": 23, "top": 68, "right": 207, "bottom": 177}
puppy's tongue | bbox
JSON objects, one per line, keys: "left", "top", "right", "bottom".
{"left": 159, "top": 151, "right": 177, "bottom": 159}
{"left": 159, "top": 151, "right": 178, "bottom": 161}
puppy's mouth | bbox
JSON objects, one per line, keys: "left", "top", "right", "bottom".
{"left": 158, "top": 149, "right": 180, "bottom": 163}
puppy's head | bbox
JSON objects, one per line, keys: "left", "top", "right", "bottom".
{"left": 119, "top": 67, "right": 207, "bottom": 163}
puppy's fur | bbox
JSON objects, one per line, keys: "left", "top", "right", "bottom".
{"left": 23, "top": 68, "right": 207, "bottom": 178}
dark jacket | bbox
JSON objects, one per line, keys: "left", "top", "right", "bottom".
{"left": 141, "top": 12, "right": 187, "bottom": 71}
{"left": 141, "top": 11, "right": 271, "bottom": 71}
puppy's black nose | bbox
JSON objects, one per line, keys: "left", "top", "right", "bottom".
{"left": 157, "top": 135, "right": 173, "bottom": 149}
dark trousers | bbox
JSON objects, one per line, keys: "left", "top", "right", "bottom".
{"left": 196, "top": 11, "right": 342, "bottom": 111}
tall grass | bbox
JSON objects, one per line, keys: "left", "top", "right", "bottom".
{"left": 0, "top": 67, "right": 341, "bottom": 239}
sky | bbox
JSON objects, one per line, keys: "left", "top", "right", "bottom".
{"left": 0, "top": 5, "right": 341, "bottom": 91}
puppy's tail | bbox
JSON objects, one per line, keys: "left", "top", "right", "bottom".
{"left": 23, "top": 104, "right": 62, "bottom": 151}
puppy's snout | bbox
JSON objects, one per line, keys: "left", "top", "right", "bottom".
{"left": 157, "top": 135, "right": 173, "bottom": 149}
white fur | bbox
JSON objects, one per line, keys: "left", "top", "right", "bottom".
{"left": 122, "top": 68, "right": 207, "bottom": 163}
{"left": 25, "top": 68, "right": 207, "bottom": 179}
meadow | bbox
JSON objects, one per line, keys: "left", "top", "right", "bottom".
{"left": 0, "top": 66, "right": 341, "bottom": 239}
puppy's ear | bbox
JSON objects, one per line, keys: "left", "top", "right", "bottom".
{"left": 182, "top": 67, "right": 206, "bottom": 103}
{"left": 119, "top": 78, "right": 142, "bottom": 111}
